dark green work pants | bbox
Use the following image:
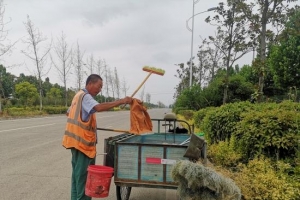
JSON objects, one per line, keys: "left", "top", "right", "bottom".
{"left": 71, "top": 148, "right": 95, "bottom": 200}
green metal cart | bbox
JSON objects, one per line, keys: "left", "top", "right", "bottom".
{"left": 103, "top": 116, "right": 206, "bottom": 200}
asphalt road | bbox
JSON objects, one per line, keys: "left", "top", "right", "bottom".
{"left": 0, "top": 108, "right": 180, "bottom": 200}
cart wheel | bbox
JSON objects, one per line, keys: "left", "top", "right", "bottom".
{"left": 116, "top": 185, "right": 132, "bottom": 200}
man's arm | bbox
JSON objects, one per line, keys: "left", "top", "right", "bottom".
{"left": 93, "top": 97, "right": 132, "bottom": 112}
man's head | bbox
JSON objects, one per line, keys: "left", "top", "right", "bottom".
{"left": 85, "top": 74, "right": 103, "bottom": 96}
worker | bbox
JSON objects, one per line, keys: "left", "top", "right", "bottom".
{"left": 62, "top": 74, "right": 132, "bottom": 200}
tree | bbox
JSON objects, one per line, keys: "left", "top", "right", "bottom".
{"left": 157, "top": 101, "right": 165, "bottom": 108}
{"left": 51, "top": 31, "right": 72, "bottom": 106}
{"left": 174, "top": 85, "right": 204, "bottom": 110}
{"left": 95, "top": 58, "right": 104, "bottom": 77}
{"left": 196, "top": 42, "right": 211, "bottom": 88}
{"left": 238, "top": 64, "right": 258, "bottom": 84}
{"left": 66, "top": 88, "right": 76, "bottom": 105}
{"left": 86, "top": 54, "right": 96, "bottom": 74}
{"left": 42, "top": 77, "right": 53, "bottom": 98}
{"left": 22, "top": 15, "right": 52, "bottom": 111}
{"left": 236, "top": 0, "right": 297, "bottom": 101}
{"left": 73, "top": 41, "right": 85, "bottom": 91}
{"left": 113, "top": 67, "right": 120, "bottom": 99}
{"left": 139, "top": 85, "right": 145, "bottom": 101}
{"left": 15, "top": 81, "right": 38, "bottom": 107}
{"left": 206, "top": 0, "right": 254, "bottom": 104}
{"left": 46, "top": 87, "right": 62, "bottom": 105}
{"left": 0, "top": 65, "right": 14, "bottom": 98}
{"left": 0, "top": 66, "right": 4, "bottom": 112}
{"left": 200, "top": 38, "right": 223, "bottom": 83}
{"left": 121, "top": 77, "right": 130, "bottom": 97}
{"left": 174, "top": 63, "right": 189, "bottom": 98}
{"left": 145, "top": 92, "right": 151, "bottom": 104}
{"left": 0, "top": 0, "right": 17, "bottom": 58}
{"left": 15, "top": 73, "right": 39, "bottom": 88}
{"left": 227, "top": 74, "right": 255, "bottom": 102}
{"left": 103, "top": 61, "right": 110, "bottom": 99}
{"left": 269, "top": 9, "right": 300, "bottom": 90}
{"left": 107, "top": 68, "right": 115, "bottom": 98}
{"left": 174, "top": 67, "right": 254, "bottom": 110}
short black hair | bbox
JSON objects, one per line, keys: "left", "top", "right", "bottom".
{"left": 86, "top": 74, "right": 102, "bottom": 86}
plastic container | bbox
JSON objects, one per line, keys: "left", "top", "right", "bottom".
{"left": 196, "top": 132, "right": 205, "bottom": 137}
{"left": 85, "top": 165, "right": 114, "bottom": 198}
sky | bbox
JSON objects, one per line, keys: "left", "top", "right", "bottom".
{"left": 2, "top": 0, "right": 253, "bottom": 106}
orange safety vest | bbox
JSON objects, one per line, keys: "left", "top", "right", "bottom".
{"left": 62, "top": 90, "right": 97, "bottom": 158}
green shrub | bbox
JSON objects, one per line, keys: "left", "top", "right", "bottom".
{"left": 208, "top": 135, "right": 242, "bottom": 167}
{"left": 177, "top": 109, "right": 194, "bottom": 121}
{"left": 114, "top": 107, "right": 120, "bottom": 111}
{"left": 200, "top": 101, "right": 254, "bottom": 144}
{"left": 5, "top": 107, "right": 46, "bottom": 116}
{"left": 42, "top": 106, "right": 68, "bottom": 114}
{"left": 234, "top": 108, "right": 300, "bottom": 161}
{"left": 278, "top": 100, "right": 300, "bottom": 111}
{"left": 194, "top": 107, "right": 216, "bottom": 129}
{"left": 196, "top": 101, "right": 300, "bottom": 163}
{"left": 172, "top": 106, "right": 189, "bottom": 114}
{"left": 234, "top": 158, "right": 299, "bottom": 200}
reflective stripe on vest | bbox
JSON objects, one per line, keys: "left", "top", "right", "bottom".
{"left": 67, "top": 118, "right": 95, "bottom": 132}
{"left": 64, "top": 131, "right": 95, "bottom": 146}
{"left": 62, "top": 90, "right": 97, "bottom": 158}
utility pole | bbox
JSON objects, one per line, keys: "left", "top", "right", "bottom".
{"left": 186, "top": 2, "right": 217, "bottom": 87}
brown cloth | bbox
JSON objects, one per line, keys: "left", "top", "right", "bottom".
{"left": 130, "top": 98, "right": 152, "bottom": 134}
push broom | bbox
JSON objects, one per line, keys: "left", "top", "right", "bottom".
{"left": 121, "top": 66, "right": 165, "bottom": 109}
{"left": 98, "top": 66, "right": 165, "bottom": 133}
{"left": 131, "top": 66, "right": 165, "bottom": 97}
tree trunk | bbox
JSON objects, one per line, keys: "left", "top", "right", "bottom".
{"left": 223, "top": 65, "right": 229, "bottom": 104}
{"left": 0, "top": 78, "right": 2, "bottom": 113}
{"left": 0, "top": 95, "right": 2, "bottom": 114}
{"left": 258, "top": 1, "right": 268, "bottom": 102}
{"left": 39, "top": 79, "right": 43, "bottom": 111}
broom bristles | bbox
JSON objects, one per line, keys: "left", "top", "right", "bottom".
{"left": 143, "top": 66, "right": 165, "bottom": 76}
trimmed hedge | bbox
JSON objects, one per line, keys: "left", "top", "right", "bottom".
{"left": 42, "top": 106, "right": 69, "bottom": 114}
{"left": 4, "top": 107, "right": 46, "bottom": 116}
{"left": 2, "top": 105, "right": 126, "bottom": 117}
{"left": 188, "top": 101, "right": 300, "bottom": 199}
{"left": 234, "top": 158, "right": 300, "bottom": 200}
{"left": 235, "top": 107, "right": 300, "bottom": 161}
{"left": 194, "top": 107, "right": 216, "bottom": 129}
{"left": 198, "top": 101, "right": 300, "bottom": 162}
{"left": 200, "top": 101, "right": 255, "bottom": 144}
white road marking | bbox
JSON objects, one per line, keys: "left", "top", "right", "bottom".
{"left": 0, "top": 123, "right": 56, "bottom": 133}
{"left": 0, "top": 112, "right": 128, "bottom": 123}
{"left": 0, "top": 116, "right": 65, "bottom": 123}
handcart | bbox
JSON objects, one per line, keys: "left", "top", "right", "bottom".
{"left": 103, "top": 113, "right": 207, "bottom": 200}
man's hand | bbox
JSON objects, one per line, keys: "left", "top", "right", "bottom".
{"left": 122, "top": 96, "right": 133, "bottom": 104}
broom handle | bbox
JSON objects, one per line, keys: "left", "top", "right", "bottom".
{"left": 121, "top": 72, "right": 152, "bottom": 109}
{"left": 97, "top": 127, "right": 130, "bottom": 133}
{"left": 131, "top": 72, "right": 152, "bottom": 97}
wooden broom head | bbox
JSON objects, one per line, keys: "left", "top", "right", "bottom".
{"left": 142, "top": 66, "right": 165, "bottom": 76}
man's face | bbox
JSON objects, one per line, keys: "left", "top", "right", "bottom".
{"left": 88, "top": 79, "right": 103, "bottom": 96}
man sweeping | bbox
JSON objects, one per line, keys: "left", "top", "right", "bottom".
{"left": 62, "top": 74, "right": 132, "bottom": 200}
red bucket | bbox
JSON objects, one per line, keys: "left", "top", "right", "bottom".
{"left": 85, "top": 165, "right": 114, "bottom": 198}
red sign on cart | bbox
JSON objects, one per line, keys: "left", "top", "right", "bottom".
{"left": 145, "top": 157, "right": 176, "bottom": 165}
